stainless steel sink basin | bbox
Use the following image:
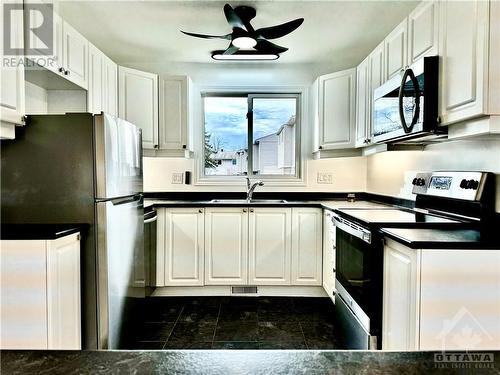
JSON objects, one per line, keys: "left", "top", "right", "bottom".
{"left": 210, "top": 199, "right": 288, "bottom": 204}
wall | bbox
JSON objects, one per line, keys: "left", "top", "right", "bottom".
{"left": 139, "top": 61, "right": 367, "bottom": 193}
{"left": 366, "top": 139, "right": 500, "bottom": 212}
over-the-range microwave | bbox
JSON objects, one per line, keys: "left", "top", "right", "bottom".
{"left": 372, "top": 56, "right": 446, "bottom": 144}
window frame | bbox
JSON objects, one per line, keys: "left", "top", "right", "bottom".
{"left": 201, "top": 92, "right": 302, "bottom": 181}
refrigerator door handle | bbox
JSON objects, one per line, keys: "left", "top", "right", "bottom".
{"left": 109, "top": 194, "right": 143, "bottom": 206}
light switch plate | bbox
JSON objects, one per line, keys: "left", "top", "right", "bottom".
{"left": 172, "top": 173, "right": 184, "bottom": 184}
{"left": 317, "top": 172, "right": 333, "bottom": 184}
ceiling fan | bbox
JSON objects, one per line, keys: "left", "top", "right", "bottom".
{"left": 181, "top": 4, "right": 304, "bottom": 60}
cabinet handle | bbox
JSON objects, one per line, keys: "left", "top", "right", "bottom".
{"left": 250, "top": 208, "right": 254, "bottom": 213}
{"left": 21, "top": 115, "right": 28, "bottom": 124}
{"left": 64, "top": 69, "right": 70, "bottom": 76}
{"left": 242, "top": 209, "right": 247, "bottom": 213}
{"left": 198, "top": 209, "right": 203, "bottom": 213}
{"left": 58, "top": 67, "right": 64, "bottom": 73}
{"left": 182, "top": 144, "right": 187, "bottom": 149}
{"left": 154, "top": 144, "right": 159, "bottom": 149}
{"left": 319, "top": 145, "right": 323, "bottom": 150}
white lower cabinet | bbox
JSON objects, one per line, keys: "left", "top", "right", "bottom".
{"left": 383, "top": 238, "right": 500, "bottom": 350}
{"left": 291, "top": 208, "right": 322, "bottom": 285}
{"left": 204, "top": 207, "right": 249, "bottom": 285}
{"left": 249, "top": 207, "right": 292, "bottom": 285}
{"left": 0, "top": 233, "right": 81, "bottom": 349}
{"left": 164, "top": 208, "right": 204, "bottom": 286}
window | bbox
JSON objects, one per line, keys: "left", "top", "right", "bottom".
{"left": 203, "top": 93, "right": 300, "bottom": 178}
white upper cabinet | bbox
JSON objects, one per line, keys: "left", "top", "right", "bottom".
{"left": 439, "top": 0, "right": 500, "bottom": 126}
{"left": 204, "top": 207, "right": 249, "bottom": 285}
{"left": 385, "top": 18, "right": 408, "bottom": 80}
{"left": 88, "top": 44, "right": 104, "bottom": 114}
{"left": 103, "top": 57, "right": 118, "bottom": 117}
{"left": 291, "top": 208, "right": 322, "bottom": 286}
{"left": 163, "top": 208, "right": 204, "bottom": 286}
{"left": 158, "top": 75, "right": 191, "bottom": 152}
{"left": 62, "top": 21, "right": 88, "bottom": 89}
{"left": 248, "top": 207, "right": 292, "bottom": 285}
{"left": 1, "top": 1, "right": 25, "bottom": 133}
{"left": 408, "top": 0, "right": 439, "bottom": 64}
{"left": 355, "top": 56, "right": 371, "bottom": 147}
{"left": 369, "top": 41, "right": 385, "bottom": 92}
{"left": 314, "top": 68, "right": 356, "bottom": 150}
{"left": 118, "top": 66, "right": 159, "bottom": 150}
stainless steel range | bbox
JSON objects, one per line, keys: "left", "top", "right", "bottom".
{"left": 333, "top": 171, "right": 495, "bottom": 350}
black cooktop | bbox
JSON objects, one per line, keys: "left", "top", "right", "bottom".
{"left": 335, "top": 208, "right": 470, "bottom": 228}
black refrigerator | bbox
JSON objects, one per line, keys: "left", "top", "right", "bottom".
{"left": 1, "top": 113, "right": 144, "bottom": 349}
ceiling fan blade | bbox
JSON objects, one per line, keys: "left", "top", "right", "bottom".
{"left": 256, "top": 18, "right": 304, "bottom": 39}
{"left": 224, "top": 3, "right": 247, "bottom": 31}
{"left": 255, "top": 39, "right": 288, "bottom": 54}
{"left": 181, "top": 31, "right": 231, "bottom": 40}
{"left": 233, "top": 6, "right": 256, "bottom": 32}
{"left": 223, "top": 44, "right": 239, "bottom": 55}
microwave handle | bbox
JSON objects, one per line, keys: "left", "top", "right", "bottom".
{"left": 398, "top": 68, "right": 421, "bottom": 133}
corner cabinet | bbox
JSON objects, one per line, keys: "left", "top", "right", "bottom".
{"left": 118, "top": 66, "right": 159, "bottom": 150}
{"left": 438, "top": 0, "right": 500, "bottom": 126}
{"left": 1, "top": 1, "right": 25, "bottom": 137}
{"left": 382, "top": 238, "right": 500, "bottom": 351}
{"left": 313, "top": 68, "right": 356, "bottom": 151}
{"left": 0, "top": 233, "right": 81, "bottom": 350}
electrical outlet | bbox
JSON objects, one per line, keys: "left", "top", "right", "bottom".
{"left": 172, "top": 173, "right": 184, "bottom": 184}
{"left": 317, "top": 172, "right": 333, "bottom": 184}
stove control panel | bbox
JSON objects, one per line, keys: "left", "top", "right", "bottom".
{"left": 412, "top": 171, "right": 488, "bottom": 201}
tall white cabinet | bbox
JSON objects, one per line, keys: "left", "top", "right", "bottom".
{"left": 0, "top": 233, "right": 81, "bottom": 350}
{"left": 88, "top": 44, "right": 118, "bottom": 116}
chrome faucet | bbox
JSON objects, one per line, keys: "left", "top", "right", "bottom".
{"left": 246, "top": 177, "right": 264, "bottom": 202}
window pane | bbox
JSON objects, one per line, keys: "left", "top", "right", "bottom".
{"left": 204, "top": 97, "right": 248, "bottom": 176}
{"left": 252, "top": 98, "right": 297, "bottom": 176}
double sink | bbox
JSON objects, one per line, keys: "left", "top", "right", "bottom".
{"left": 210, "top": 199, "right": 288, "bottom": 204}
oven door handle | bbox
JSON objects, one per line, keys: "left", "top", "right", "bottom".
{"left": 334, "top": 217, "right": 372, "bottom": 244}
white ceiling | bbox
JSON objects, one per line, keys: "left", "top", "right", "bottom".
{"left": 58, "top": 0, "right": 419, "bottom": 67}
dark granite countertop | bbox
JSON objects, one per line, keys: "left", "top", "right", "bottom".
{"left": 2, "top": 350, "right": 498, "bottom": 374}
{"left": 0, "top": 224, "right": 87, "bottom": 240}
{"left": 381, "top": 227, "right": 500, "bottom": 249}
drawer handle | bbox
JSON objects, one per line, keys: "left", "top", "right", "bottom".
{"left": 243, "top": 209, "right": 247, "bottom": 213}
{"left": 198, "top": 209, "right": 203, "bottom": 213}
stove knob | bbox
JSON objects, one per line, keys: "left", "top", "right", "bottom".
{"left": 471, "top": 180, "right": 479, "bottom": 190}
{"left": 460, "top": 179, "right": 468, "bottom": 189}
{"left": 412, "top": 178, "right": 418, "bottom": 185}
{"left": 417, "top": 178, "right": 426, "bottom": 186}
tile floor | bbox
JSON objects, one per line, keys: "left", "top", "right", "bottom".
{"left": 129, "top": 297, "right": 342, "bottom": 350}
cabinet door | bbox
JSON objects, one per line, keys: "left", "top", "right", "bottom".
{"left": 322, "top": 211, "right": 335, "bottom": 299}
{"left": 62, "top": 21, "right": 88, "bottom": 89}
{"left": 355, "top": 56, "right": 371, "bottom": 147}
{"left": 159, "top": 76, "right": 189, "bottom": 150}
{"left": 382, "top": 240, "right": 420, "bottom": 350}
{"left": 438, "top": 0, "right": 490, "bottom": 125}
{"left": 408, "top": 0, "right": 439, "bottom": 64}
{"left": 205, "top": 207, "right": 248, "bottom": 285}
{"left": 0, "top": 240, "right": 48, "bottom": 349}
{"left": 118, "top": 66, "right": 159, "bottom": 150}
{"left": 291, "top": 208, "right": 322, "bottom": 285}
{"left": 164, "top": 208, "right": 204, "bottom": 286}
{"left": 318, "top": 68, "right": 356, "bottom": 150}
{"left": 46, "top": 233, "right": 81, "bottom": 350}
{"left": 1, "top": 2, "right": 25, "bottom": 128}
{"left": 103, "top": 57, "right": 118, "bottom": 116}
{"left": 248, "top": 207, "right": 291, "bottom": 285}
{"left": 419, "top": 250, "right": 500, "bottom": 350}
{"left": 88, "top": 44, "right": 104, "bottom": 114}
{"left": 385, "top": 18, "right": 408, "bottom": 80}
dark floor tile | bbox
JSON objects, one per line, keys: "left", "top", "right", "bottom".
{"left": 257, "top": 297, "right": 297, "bottom": 322}
{"left": 163, "top": 341, "right": 213, "bottom": 350}
{"left": 219, "top": 298, "right": 258, "bottom": 322}
{"left": 135, "top": 322, "right": 175, "bottom": 342}
{"left": 168, "top": 321, "right": 217, "bottom": 343}
{"left": 179, "top": 300, "right": 220, "bottom": 323}
{"left": 294, "top": 298, "right": 335, "bottom": 322}
{"left": 258, "top": 341, "right": 307, "bottom": 349}
{"left": 132, "top": 341, "right": 166, "bottom": 350}
{"left": 258, "top": 321, "right": 304, "bottom": 342}
{"left": 214, "top": 321, "right": 259, "bottom": 342}
{"left": 212, "top": 341, "right": 260, "bottom": 349}
{"left": 301, "top": 321, "right": 340, "bottom": 349}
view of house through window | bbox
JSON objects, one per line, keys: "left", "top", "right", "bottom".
{"left": 204, "top": 94, "right": 298, "bottom": 177}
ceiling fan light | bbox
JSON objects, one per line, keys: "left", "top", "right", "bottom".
{"left": 232, "top": 36, "right": 257, "bottom": 49}
{"left": 211, "top": 51, "right": 279, "bottom": 61}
